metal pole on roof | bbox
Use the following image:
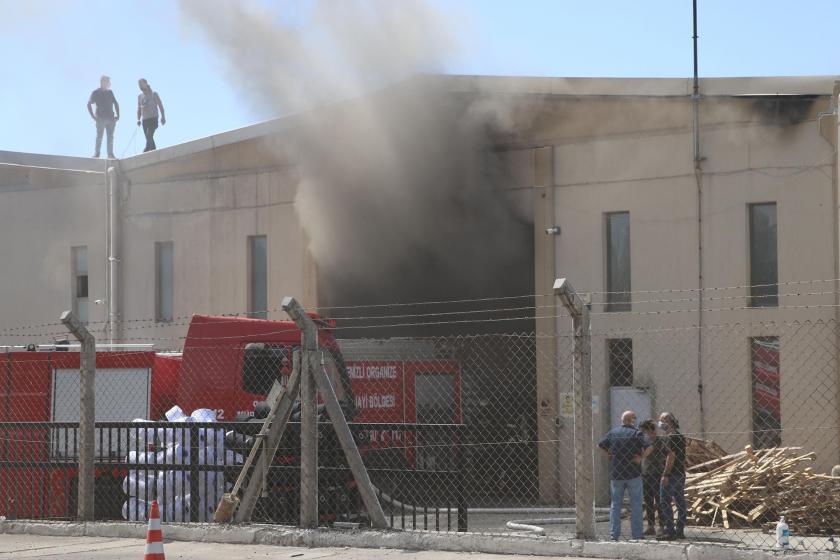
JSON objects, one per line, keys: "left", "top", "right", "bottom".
{"left": 692, "top": 0, "right": 708, "bottom": 439}
{"left": 107, "top": 165, "right": 121, "bottom": 344}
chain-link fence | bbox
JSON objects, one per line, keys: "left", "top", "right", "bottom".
{"left": 2, "top": 285, "right": 840, "bottom": 553}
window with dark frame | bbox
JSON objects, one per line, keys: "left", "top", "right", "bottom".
{"left": 608, "top": 338, "right": 633, "bottom": 387}
{"left": 750, "top": 336, "right": 781, "bottom": 449}
{"left": 606, "top": 212, "right": 631, "bottom": 312}
{"left": 155, "top": 241, "right": 174, "bottom": 323}
{"left": 248, "top": 235, "right": 268, "bottom": 319}
{"left": 71, "top": 246, "right": 89, "bottom": 324}
{"left": 749, "top": 203, "right": 778, "bottom": 307}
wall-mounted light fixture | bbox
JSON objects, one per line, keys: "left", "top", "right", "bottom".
{"left": 544, "top": 226, "right": 561, "bottom": 236}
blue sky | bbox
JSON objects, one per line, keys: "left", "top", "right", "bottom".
{"left": 1, "top": 0, "right": 839, "bottom": 159}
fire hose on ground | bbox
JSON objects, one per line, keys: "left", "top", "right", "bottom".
{"left": 372, "top": 486, "right": 610, "bottom": 535}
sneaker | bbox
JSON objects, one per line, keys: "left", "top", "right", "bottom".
{"left": 644, "top": 526, "right": 656, "bottom": 536}
{"left": 675, "top": 529, "right": 685, "bottom": 539}
{"left": 92, "top": 153, "right": 100, "bottom": 158}
{"left": 107, "top": 154, "right": 116, "bottom": 159}
{"left": 656, "top": 533, "right": 675, "bottom": 541}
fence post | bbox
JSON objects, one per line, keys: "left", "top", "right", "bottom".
{"left": 553, "top": 279, "right": 594, "bottom": 539}
{"left": 60, "top": 310, "right": 95, "bottom": 522}
{"left": 189, "top": 424, "right": 200, "bottom": 521}
{"left": 282, "top": 297, "right": 319, "bottom": 529}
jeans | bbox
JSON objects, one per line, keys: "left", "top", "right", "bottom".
{"left": 643, "top": 473, "right": 663, "bottom": 529}
{"left": 660, "top": 475, "right": 687, "bottom": 536}
{"left": 95, "top": 117, "right": 116, "bottom": 158}
{"left": 610, "top": 477, "right": 643, "bottom": 539}
{"left": 142, "top": 117, "right": 159, "bottom": 152}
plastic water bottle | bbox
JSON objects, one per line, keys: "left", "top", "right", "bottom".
{"left": 776, "top": 516, "right": 790, "bottom": 549}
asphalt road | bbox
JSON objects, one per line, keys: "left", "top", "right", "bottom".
{"left": 0, "top": 534, "right": 605, "bottom": 560}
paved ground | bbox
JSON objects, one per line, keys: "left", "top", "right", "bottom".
{"left": 0, "top": 534, "right": 605, "bottom": 560}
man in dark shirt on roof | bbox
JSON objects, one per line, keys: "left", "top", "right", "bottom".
{"left": 87, "top": 75, "right": 120, "bottom": 159}
{"left": 598, "top": 410, "right": 651, "bottom": 540}
{"left": 657, "top": 411, "right": 687, "bottom": 541}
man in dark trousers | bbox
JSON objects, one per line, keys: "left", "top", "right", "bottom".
{"left": 640, "top": 419, "right": 667, "bottom": 536}
{"left": 136, "top": 79, "right": 166, "bottom": 152}
{"left": 598, "top": 410, "right": 651, "bottom": 540}
{"left": 87, "top": 75, "right": 119, "bottom": 159}
{"left": 657, "top": 411, "right": 687, "bottom": 540}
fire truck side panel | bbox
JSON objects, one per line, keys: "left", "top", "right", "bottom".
{"left": 151, "top": 354, "right": 181, "bottom": 420}
{"left": 175, "top": 315, "right": 344, "bottom": 418}
{"left": 0, "top": 351, "right": 156, "bottom": 519}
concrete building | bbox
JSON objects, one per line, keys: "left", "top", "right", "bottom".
{"left": 2, "top": 75, "right": 840, "bottom": 506}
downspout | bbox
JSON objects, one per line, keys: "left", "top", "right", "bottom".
{"left": 692, "top": 0, "right": 707, "bottom": 439}
{"left": 107, "top": 165, "right": 121, "bottom": 345}
{"left": 104, "top": 163, "right": 111, "bottom": 342}
{"left": 833, "top": 84, "right": 840, "bottom": 462}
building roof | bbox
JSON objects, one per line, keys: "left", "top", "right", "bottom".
{"left": 2, "top": 74, "right": 838, "bottom": 173}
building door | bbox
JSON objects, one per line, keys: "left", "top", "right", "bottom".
{"left": 610, "top": 386, "right": 651, "bottom": 429}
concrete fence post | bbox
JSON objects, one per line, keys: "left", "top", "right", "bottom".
{"left": 553, "top": 278, "right": 595, "bottom": 539}
{"left": 282, "top": 297, "right": 319, "bottom": 529}
{"left": 60, "top": 310, "right": 95, "bottom": 522}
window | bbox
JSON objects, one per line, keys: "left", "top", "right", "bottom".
{"left": 749, "top": 203, "right": 778, "bottom": 307}
{"left": 248, "top": 235, "right": 268, "bottom": 319}
{"left": 414, "top": 372, "right": 457, "bottom": 470}
{"left": 606, "top": 212, "right": 631, "bottom": 312}
{"left": 751, "top": 337, "right": 781, "bottom": 449}
{"left": 607, "top": 339, "right": 633, "bottom": 387}
{"left": 71, "top": 246, "right": 88, "bottom": 324}
{"left": 155, "top": 241, "right": 174, "bottom": 322}
{"left": 242, "top": 343, "right": 289, "bottom": 396}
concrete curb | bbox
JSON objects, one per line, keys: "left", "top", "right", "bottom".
{"left": 0, "top": 521, "right": 835, "bottom": 560}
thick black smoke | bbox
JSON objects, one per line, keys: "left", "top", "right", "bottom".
{"left": 179, "top": 0, "right": 534, "bottom": 334}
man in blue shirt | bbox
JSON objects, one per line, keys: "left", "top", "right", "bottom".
{"left": 598, "top": 410, "right": 651, "bottom": 540}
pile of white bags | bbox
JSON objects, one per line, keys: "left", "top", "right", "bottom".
{"left": 121, "top": 405, "right": 241, "bottom": 521}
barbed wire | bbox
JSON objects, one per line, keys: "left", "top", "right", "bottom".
{"left": 3, "top": 278, "right": 840, "bottom": 338}
{"left": 5, "top": 310, "right": 840, "bottom": 351}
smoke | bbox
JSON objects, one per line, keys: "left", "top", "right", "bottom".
{"left": 178, "top": 0, "right": 534, "bottom": 327}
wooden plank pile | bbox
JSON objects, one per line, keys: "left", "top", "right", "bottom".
{"left": 685, "top": 445, "right": 840, "bottom": 535}
{"left": 685, "top": 437, "right": 728, "bottom": 468}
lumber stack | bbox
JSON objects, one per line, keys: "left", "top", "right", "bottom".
{"left": 685, "top": 437, "right": 728, "bottom": 468}
{"left": 685, "top": 445, "right": 840, "bottom": 535}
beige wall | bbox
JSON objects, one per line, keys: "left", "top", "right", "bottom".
{"left": 536, "top": 92, "right": 839, "bottom": 503}
{"left": 0, "top": 166, "right": 109, "bottom": 343}
{"left": 0, "top": 134, "right": 316, "bottom": 350}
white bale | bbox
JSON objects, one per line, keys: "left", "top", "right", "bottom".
{"left": 128, "top": 419, "right": 155, "bottom": 447}
{"left": 165, "top": 405, "right": 187, "bottom": 422}
{"left": 156, "top": 469, "right": 190, "bottom": 497}
{"left": 122, "top": 470, "right": 157, "bottom": 498}
{"left": 126, "top": 450, "right": 161, "bottom": 465}
{"left": 122, "top": 498, "right": 148, "bottom": 521}
{"left": 157, "top": 494, "right": 191, "bottom": 522}
{"left": 191, "top": 408, "right": 216, "bottom": 423}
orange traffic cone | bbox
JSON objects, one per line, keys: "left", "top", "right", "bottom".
{"left": 144, "top": 500, "right": 165, "bottom": 560}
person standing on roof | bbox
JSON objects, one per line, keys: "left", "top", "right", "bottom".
{"left": 87, "top": 75, "right": 119, "bottom": 159}
{"left": 136, "top": 78, "right": 166, "bottom": 152}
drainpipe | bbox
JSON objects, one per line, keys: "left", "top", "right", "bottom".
{"left": 107, "top": 166, "right": 121, "bottom": 344}
{"left": 692, "top": 0, "right": 707, "bottom": 439}
{"left": 833, "top": 84, "right": 840, "bottom": 462}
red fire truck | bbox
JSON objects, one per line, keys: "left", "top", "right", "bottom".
{"left": 0, "top": 314, "right": 461, "bottom": 520}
